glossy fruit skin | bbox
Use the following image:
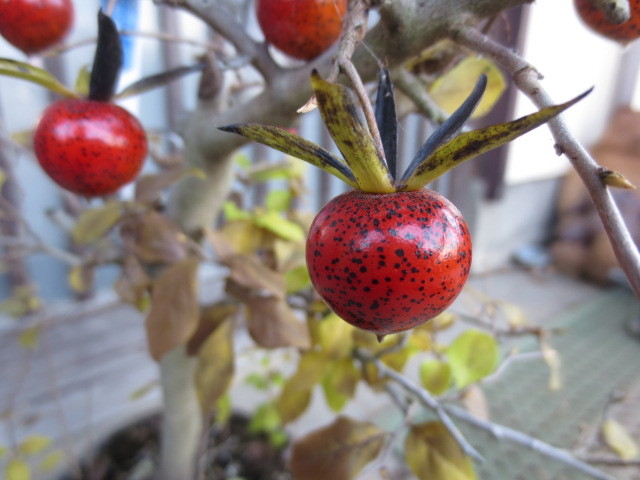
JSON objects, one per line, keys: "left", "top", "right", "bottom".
{"left": 256, "top": 0, "right": 347, "bottom": 61}
{"left": 0, "top": 0, "right": 74, "bottom": 54}
{"left": 574, "top": 0, "right": 640, "bottom": 43}
{"left": 34, "top": 99, "right": 147, "bottom": 197}
{"left": 306, "top": 189, "right": 472, "bottom": 336}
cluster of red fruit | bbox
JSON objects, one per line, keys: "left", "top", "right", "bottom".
{"left": 0, "top": 2, "right": 147, "bottom": 198}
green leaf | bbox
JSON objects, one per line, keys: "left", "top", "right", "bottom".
{"left": 253, "top": 211, "right": 305, "bottom": 242}
{"left": 601, "top": 419, "right": 639, "bottom": 460}
{"left": 289, "top": 416, "right": 386, "bottom": 480}
{"left": 73, "top": 65, "right": 91, "bottom": 98}
{"left": 419, "top": 359, "right": 453, "bottom": 395}
{"left": 0, "top": 58, "right": 78, "bottom": 98}
{"left": 311, "top": 71, "right": 395, "bottom": 193}
{"left": 265, "top": 189, "right": 292, "bottom": 212}
{"left": 284, "top": 265, "right": 311, "bottom": 293}
{"left": 405, "top": 421, "right": 476, "bottom": 480}
{"left": 249, "top": 403, "right": 281, "bottom": 435}
{"left": 116, "top": 63, "right": 206, "bottom": 100}
{"left": 5, "top": 458, "right": 30, "bottom": 480}
{"left": 19, "top": 435, "right": 51, "bottom": 455}
{"left": 446, "top": 329, "right": 499, "bottom": 388}
{"left": 321, "top": 359, "right": 360, "bottom": 412}
{"left": 71, "top": 201, "right": 122, "bottom": 245}
{"left": 401, "top": 88, "right": 592, "bottom": 191}
{"left": 219, "top": 124, "right": 357, "bottom": 187}
{"left": 223, "top": 201, "right": 252, "bottom": 221}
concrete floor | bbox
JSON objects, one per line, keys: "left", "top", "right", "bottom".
{"left": 0, "top": 267, "right": 637, "bottom": 479}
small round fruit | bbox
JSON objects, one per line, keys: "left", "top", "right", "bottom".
{"left": 33, "top": 99, "right": 148, "bottom": 197}
{"left": 574, "top": 0, "right": 640, "bottom": 43}
{"left": 306, "top": 189, "right": 472, "bottom": 336}
{"left": 0, "top": 0, "right": 74, "bottom": 54}
{"left": 256, "top": 0, "right": 347, "bottom": 61}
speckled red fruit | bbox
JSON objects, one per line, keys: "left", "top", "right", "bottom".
{"left": 256, "top": 0, "right": 347, "bottom": 61}
{"left": 306, "top": 189, "right": 472, "bottom": 336}
{"left": 0, "top": 0, "right": 73, "bottom": 54}
{"left": 34, "top": 99, "right": 147, "bottom": 197}
{"left": 574, "top": 0, "right": 640, "bottom": 43}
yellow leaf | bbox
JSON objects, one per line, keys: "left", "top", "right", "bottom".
{"left": 276, "top": 352, "right": 326, "bottom": 423}
{"left": 321, "top": 358, "right": 360, "bottom": 412}
{"left": 317, "top": 313, "right": 355, "bottom": 359}
{"left": 5, "top": 457, "right": 31, "bottom": 480}
{"left": 601, "top": 419, "right": 639, "bottom": 460}
{"left": 19, "top": 435, "right": 51, "bottom": 455}
{"left": 405, "top": 421, "right": 476, "bottom": 480}
{"left": 289, "top": 416, "right": 386, "bottom": 480}
{"left": 71, "top": 201, "right": 122, "bottom": 245}
{"left": 446, "top": 329, "right": 499, "bottom": 388}
{"left": 419, "top": 359, "right": 452, "bottom": 395}
{"left": 254, "top": 211, "right": 305, "bottom": 242}
{"left": 542, "top": 345, "right": 562, "bottom": 391}
{"left": 67, "top": 266, "right": 88, "bottom": 294}
{"left": 0, "top": 58, "right": 78, "bottom": 98}
{"left": 144, "top": 258, "right": 200, "bottom": 361}
{"left": 195, "top": 318, "right": 235, "bottom": 413}
{"left": 0, "top": 446, "right": 7, "bottom": 458}
{"left": 39, "top": 450, "right": 63, "bottom": 473}
{"left": 429, "top": 57, "right": 505, "bottom": 119}
{"left": 19, "top": 326, "right": 40, "bottom": 350}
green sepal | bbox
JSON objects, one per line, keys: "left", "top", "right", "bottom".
{"left": 311, "top": 71, "right": 395, "bottom": 193}
{"left": 400, "top": 88, "right": 593, "bottom": 191}
{"left": 0, "top": 58, "right": 79, "bottom": 98}
{"left": 218, "top": 123, "right": 358, "bottom": 187}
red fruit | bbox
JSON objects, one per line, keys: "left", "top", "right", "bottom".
{"left": 574, "top": 0, "right": 640, "bottom": 43}
{"left": 306, "top": 189, "right": 472, "bottom": 336}
{"left": 256, "top": 0, "right": 347, "bottom": 61}
{"left": 33, "top": 99, "right": 147, "bottom": 197}
{"left": 0, "top": 0, "right": 74, "bottom": 54}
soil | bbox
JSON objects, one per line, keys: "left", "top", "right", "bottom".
{"left": 58, "top": 413, "right": 291, "bottom": 480}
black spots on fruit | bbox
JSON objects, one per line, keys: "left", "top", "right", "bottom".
{"left": 395, "top": 248, "right": 405, "bottom": 257}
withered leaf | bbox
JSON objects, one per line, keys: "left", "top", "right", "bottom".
{"left": 289, "top": 416, "right": 387, "bottom": 480}
{"left": 405, "top": 421, "right": 476, "bottom": 480}
{"left": 195, "top": 317, "right": 235, "bottom": 413}
{"left": 246, "top": 296, "right": 310, "bottom": 349}
{"left": 145, "top": 258, "right": 200, "bottom": 361}
{"left": 121, "top": 210, "right": 189, "bottom": 265}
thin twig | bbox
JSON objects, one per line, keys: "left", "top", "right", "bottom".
{"left": 394, "top": 68, "right": 450, "bottom": 125}
{"left": 453, "top": 26, "right": 640, "bottom": 299}
{"left": 355, "top": 349, "right": 485, "bottom": 463}
{"left": 443, "top": 404, "right": 616, "bottom": 480}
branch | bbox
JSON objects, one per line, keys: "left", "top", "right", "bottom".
{"left": 355, "top": 349, "right": 485, "bottom": 463}
{"left": 453, "top": 26, "right": 640, "bottom": 298}
{"left": 153, "top": 0, "right": 279, "bottom": 81}
{"left": 443, "top": 404, "right": 617, "bottom": 480}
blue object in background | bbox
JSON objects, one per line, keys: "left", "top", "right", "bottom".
{"left": 101, "top": 0, "right": 139, "bottom": 71}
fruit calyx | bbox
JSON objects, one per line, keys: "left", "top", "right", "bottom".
{"left": 220, "top": 68, "right": 591, "bottom": 194}
{"left": 89, "top": 9, "right": 123, "bottom": 102}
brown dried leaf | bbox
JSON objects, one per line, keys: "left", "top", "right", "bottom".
{"left": 223, "top": 253, "right": 285, "bottom": 299}
{"left": 121, "top": 211, "right": 189, "bottom": 265}
{"left": 187, "top": 301, "right": 239, "bottom": 355}
{"left": 145, "top": 258, "right": 200, "bottom": 361}
{"left": 246, "top": 297, "right": 310, "bottom": 349}
{"left": 289, "top": 416, "right": 386, "bottom": 480}
{"left": 462, "top": 384, "right": 490, "bottom": 421}
{"left": 113, "top": 255, "right": 152, "bottom": 310}
{"left": 405, "top": 421, "right": 476, "bottom": 480}
{"left": 135, "top": 167, "right": 204, "bottom": 203}
{"left": 195, "top": 317, "right": 235, "bottom": 413}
